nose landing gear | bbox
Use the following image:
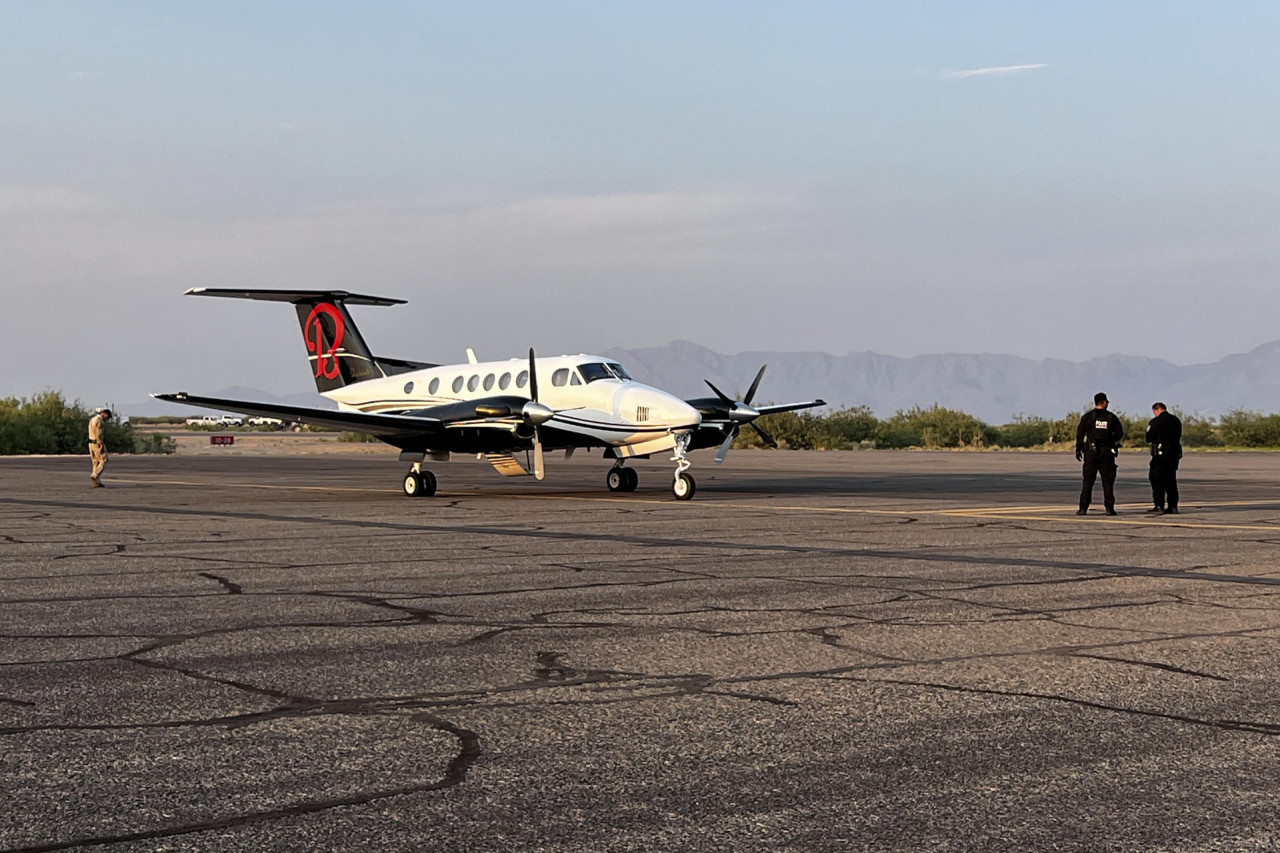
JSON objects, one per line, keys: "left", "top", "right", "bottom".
{"left": 671, "top": 433, "right": 696, "bottom": 500}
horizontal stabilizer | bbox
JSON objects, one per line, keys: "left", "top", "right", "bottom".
{"left": 184, "top": 288, "right": 406, "bottom": 307}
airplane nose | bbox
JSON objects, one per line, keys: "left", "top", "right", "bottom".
{"left": 620, "top": 387, "right": 702, "bottom": 428}
{"left": 671, "top": 398, "right": 701, "bottom": 428}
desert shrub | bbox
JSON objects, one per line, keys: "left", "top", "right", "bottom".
{"left": 878, "top": 405, "right": 994, "bottom": 449}
{"left": 338, "top": 431, "right": 380, "bottom": 443}
{"left": 1219, "top": 410, "right": 1280, "bottom": 447}
{"left": 997, "top": 415, "right": 1053, "bottom": 448}
{"left": 1178, "top": 411, "right": 1221, "bottom": 447}
{"left": 133, "top": 432, "right": 177, "bottom": 454}
{"left": 821, "top": 406, "right": 880, "bottom": 448}
{"left": 0, "top": 392, "right": 132, "bottom": 455}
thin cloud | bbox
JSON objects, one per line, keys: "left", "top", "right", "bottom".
{"left": 939, "top": 63, "right": 1047, "bottom": 80}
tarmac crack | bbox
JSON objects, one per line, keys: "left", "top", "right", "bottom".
{"left": 197, "top": 571, "right": 242, "bottom": 594}
{"left": 824, "top": 674, "right": 1280, "bottom": 737}
{"left": 2, "top": 712, "right": 481, "bottom": 853}
{"left": 1065, "top": 652, "right": 1230, "bottom": 681}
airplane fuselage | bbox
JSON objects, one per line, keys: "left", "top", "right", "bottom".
{"left": 326, "top": 354, "right": 701, "bottom": 450}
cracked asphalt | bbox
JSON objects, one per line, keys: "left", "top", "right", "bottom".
{"left": 3, "top": 449, "right": 1280, "bottom": 852}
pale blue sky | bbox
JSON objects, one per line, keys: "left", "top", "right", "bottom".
{"left": 3, "top": 2, "right": 1279, "bottom": 404}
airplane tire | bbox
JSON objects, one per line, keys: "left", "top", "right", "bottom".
{"left": 621, "top": 468, "right": 639, "bottom": 492}
{"left": 672, "top": 473, "right": 696, "bottom": 501}
{"left": 404, "top": 471, "right": 437, "bottom": 497}
{"left": 606, "top": 468, "right": 625, "bottom": 492}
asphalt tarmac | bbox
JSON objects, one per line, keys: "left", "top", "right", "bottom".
{"left": 4, "top": 449, "right": 1280, "bottom": 852}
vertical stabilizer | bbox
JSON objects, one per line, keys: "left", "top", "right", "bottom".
{"left": 184, "top": 288, "right": 407, "bottom": 392}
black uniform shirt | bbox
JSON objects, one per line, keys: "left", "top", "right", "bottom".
{"left": 1146, "top": 411, "right": 1183, "bottom": 460}
{"left": 1076, "top": 408, "right": 1124, "bottom": 455}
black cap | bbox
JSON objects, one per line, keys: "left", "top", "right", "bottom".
{"left": 1153, "top": 402, "right": 1166, "bottom": 411}
{"left": 1094, "top": 392, "right": 1108, "bottom": 405}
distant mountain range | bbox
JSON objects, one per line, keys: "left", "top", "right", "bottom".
{"left": 602, "top": 340, "right": 1280, "bottom": 422}
{"left": 135, "top": 341, "right": 1280, "bottom": 424}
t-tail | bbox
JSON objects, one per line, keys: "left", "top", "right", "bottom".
{"left": 184, "top": 288, "right": 434, "bottom": 392}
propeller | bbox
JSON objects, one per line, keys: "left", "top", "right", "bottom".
{"left": 706, "top": 365, "right": 778, "bottom": 464}
{"left": 522, "top": 347, "right": 553, "bottom": 480}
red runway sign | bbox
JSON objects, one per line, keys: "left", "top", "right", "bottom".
{"left": 210, "top": 435, "right": 235, "bottom": 446}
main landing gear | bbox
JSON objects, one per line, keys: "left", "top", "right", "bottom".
{"left": 606, "top": 464, "right": 639, "bottom": 493}
{"left": 402, "top": 463, "right": 437, "bottom": 497}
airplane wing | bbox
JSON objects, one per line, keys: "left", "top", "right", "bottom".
{"left": 754, "top": 400, "right": 827, "bottom": 416}
{"left": 152, "top": 392, "right": 441, "bottom": 438}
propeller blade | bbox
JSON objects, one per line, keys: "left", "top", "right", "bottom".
{"left": 714, "top": 427, "right": 738, "bottom": 465}
{"left": 532, "top": 429, "right": 545, "bottom": 480}
{"left": 703, "top": 379, "right": 735, "bottom": 408}
{"left": 528, "top": 348, "right": 539, "bottom": 402}
{"left": 743, "top": 364, "right": 767, "bottom": 405}
{"left": 528, "top": 347, "right": 545, "bottom": 479}
{"left": 750, "top": 422, "right": 778, "bottom": 449}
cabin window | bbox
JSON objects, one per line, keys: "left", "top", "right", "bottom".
{"left": 467, "top": 375, "right": 480, "bottom": 392}
{"left": 403, "top": 381, "right": 414, "bottom": 394}
{"left": 516, "top": 370, "right": 529, "bottom": 389}
{"left": 552, "top": 368, "right": 570, "bottom": 387}
{"left": 451, "top": 376, "right": 464, "bottom": 393}
{"left": 606, "top": 362, "right": 633, "bottom": 381}
{"left": 483, "top": 373, "right": 495, "bottom": 391}
{"left": 570, "top": 372, "right": 582, "bottom": 385}
{"left": 428, "top": 378, "right": 440, "bottom": 395}
{"left": 498, "top": 372, "right": 511, "bottom": 390}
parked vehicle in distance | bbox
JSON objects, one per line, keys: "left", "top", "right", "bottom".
{"left": 218, "top": 415, "right": 244, "bottom": 426}
{"left": 247, "top": 416, "right": 284, "bottom": 426}
{"left": 185, "top": 415, "right": 221, "bottom": 426}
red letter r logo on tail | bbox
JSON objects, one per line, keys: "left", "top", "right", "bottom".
{"left": 304, "top": 303, "right": 345, "bottom": 379}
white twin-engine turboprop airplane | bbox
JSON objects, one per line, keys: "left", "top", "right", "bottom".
{"left": 155, "top": 289, "right": 824, "bottom": 500}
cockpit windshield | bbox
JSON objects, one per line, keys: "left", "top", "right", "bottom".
{"left": 577, "top": 363, "right": 614, "bottom": 383}
{"left": 578, "top": 362, "right": 634, "bottom": 383}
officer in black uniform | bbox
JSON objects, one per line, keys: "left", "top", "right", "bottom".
{"left": 1075, "top": 392, "right": 1125, "bottom": 515}
{"left": 1145, "top": 402, "right": 1182, "bottom": 514}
